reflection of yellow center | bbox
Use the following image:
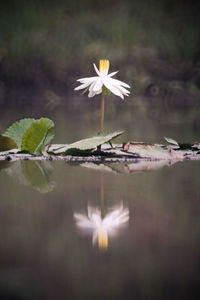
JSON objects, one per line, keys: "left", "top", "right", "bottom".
{"left": 98, "top": 229, "right": 108, "bottom": 250}
{"left": 99, "top": 59, "right": 110, "bottom": 74}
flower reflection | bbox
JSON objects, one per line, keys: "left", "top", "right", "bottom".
{"left": 74, "top": 203, "right": 129, "bottom": 250}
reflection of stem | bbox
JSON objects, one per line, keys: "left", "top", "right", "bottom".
{"left": 100, "top": 93, "right": 105, "bottom": 133}
{"left": 100, "top": 173, "right": 105, "bottom": 218}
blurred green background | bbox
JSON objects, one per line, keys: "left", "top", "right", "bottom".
{"left": 0, "top": 0, "right": 200, "bottom": 143}
{"left": 0, "top": 0, "right": 200, "bottom": 93}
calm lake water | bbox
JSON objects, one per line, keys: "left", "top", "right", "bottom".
{"left": 0, "top": 159, "right": 200, "bottom": 299}
{"left": 0, "top": 96, "right": 200, "bottom": 299}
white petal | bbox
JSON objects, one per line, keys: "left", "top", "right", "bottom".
{"left": 93, "top": 63, "right": 100, "bottom": 76}
{"left": 103, "top": 79, "right": 124, "bottom": 99}
{"left": 93, "top": 78, "right": 103, "bottom": 92}
{"left": 96, "top": 88, "right": 102, "bottom": 95}
{"left": 108, "top": 77, "right": 130, "bottom": 88}
{"left": 77, "top": 76, "right": 98, "bottom": 83}
{"left": 89, "top": 81, "right": 97, "bottom": 91}
{"left": 74, "top": 81, "right": 91, "bottom": 91}
{"left": 108, "top": 71, "right": 119, "bottom": 77}
{"left": 108, "top": 78, "right": 130, "bottom": 95}
{"left": 88, "top": 89, "right": 97, "bottom": 98}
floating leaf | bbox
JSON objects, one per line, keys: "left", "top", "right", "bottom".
{"left": 21, "top": 118, "right": 55, "bottom": 154}
{"left": 164, "top": 137, "right": 179, "bottom": 146}
{"left": 53, "top": 131, "right": 124, "bottom": 154}
{"left": 0, "top": 135, "right": 18, "bottom": 151}
{"left": 3, "top": 118, "right": 35, "bottom": 148}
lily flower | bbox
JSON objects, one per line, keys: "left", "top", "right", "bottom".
{"left": 74, "top": 59, "right": 130, "bottom": 99}
{"left": 74, "top": 203, "right": 129, "bottom": 250}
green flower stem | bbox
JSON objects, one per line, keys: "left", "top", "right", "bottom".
{"left": 100, "top": 93, "right": 105, "bottom": 133}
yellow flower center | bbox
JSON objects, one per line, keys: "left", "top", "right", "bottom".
{"left": 98, "top": 229, "right": 108, "bottom": 250}
{"left": 99, "top": 59, "right": 110, "bottom": 74}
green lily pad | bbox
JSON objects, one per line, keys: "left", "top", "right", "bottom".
{"left": 0, "top": 135, "right": 18, "bottom": 152}
{"left": 21, "top": 118, "right": 55, "bottom": 154}
{"left": 3, "top": 118, "right": 35, "bottom": 148}
{"left": 164, "top": 137, "right": 179, "bottom": 146}
{"left": 52, "top": 131, "right": 124, "bottom": 154}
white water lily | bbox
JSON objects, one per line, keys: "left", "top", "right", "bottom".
{"left": 74, "top": 203, "right": 129, "bottom": 250}
{"left": 74, "top": 59, "right": 130, "bottom": 99}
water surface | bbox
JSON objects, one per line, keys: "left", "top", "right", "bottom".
{"left": 0, "top": 158, "right": 200, "bottom": 300}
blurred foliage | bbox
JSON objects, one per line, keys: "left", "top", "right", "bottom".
{"left": 0, "top": 0, "right": 200, "bottom": 78}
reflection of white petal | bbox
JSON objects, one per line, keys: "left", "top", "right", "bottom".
{"left": 88, "top": 206, "right": 101, "bottom": 219}
{"left": 92, "top": 230, "right": 98, "bottom": 245}
{"left": 91, "top": 213, "right": 101, "bottom": 226}
{"left": 104, "top": 208, "right": 129, "bottom": 227}
{"left": 74, "top": 214, "right": 95, "bottom": 229}
{"left": 74, "top": 203, "right": 129, "bottom": 249}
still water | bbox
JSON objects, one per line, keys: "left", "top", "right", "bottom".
{"left": 0, "top": 96, "right": 200, "bottom": 299}
{"left": 0, "top": 159, "right": 200, "bottom": 300}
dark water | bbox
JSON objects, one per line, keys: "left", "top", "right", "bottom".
{"left": 0, "top": 98, "right": 200, "bottom": 299}
{"left": 0, "top": 158, "right": 200, "bottom": 300}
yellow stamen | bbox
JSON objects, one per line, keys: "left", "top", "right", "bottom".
{"left": 98, "top": 230, "right": 108, "bottom": 250}
{"left": 99, "top": 59, "right": 110, "bottom": 73}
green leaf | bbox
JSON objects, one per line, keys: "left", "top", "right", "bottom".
{"left": 0, "top": 135, "right": 18, "bottom": 151}
{"left": 164, "top": 137, "right": 179, "bottom": 146}
{"left": 3, "top": 118, "right": 35, "bottom": 148}
{"left": 53, "top": 131, "right": 124, "bottom": 154}
{"left": 21, "top": 118, "right": 55, "bottom": 154}
{"left": 67, "top": 131, "right": 123, "bottom": 150}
